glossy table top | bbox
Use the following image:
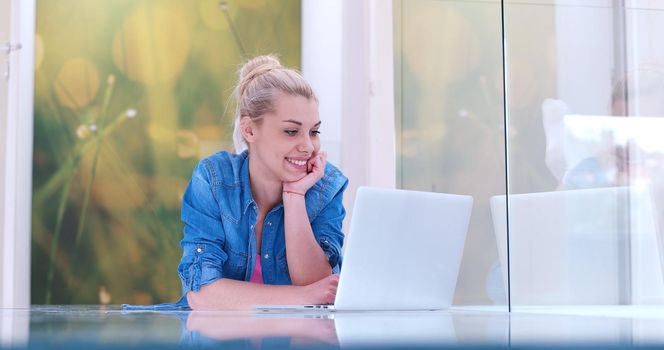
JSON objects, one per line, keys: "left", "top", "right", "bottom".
{"left": 3, "top": 305, "right": 664, "bottom": 348}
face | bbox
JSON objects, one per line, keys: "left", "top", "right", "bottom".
{"left": 243, "top": 93, "right": 321, "bottom": 183}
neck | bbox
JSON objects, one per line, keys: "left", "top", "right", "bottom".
{"left": 248, "top": 154, "right": 283, "bottom": 212}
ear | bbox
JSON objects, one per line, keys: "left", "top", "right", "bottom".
{"left": 240, "top": 116, "right": 257, "bottom": 143}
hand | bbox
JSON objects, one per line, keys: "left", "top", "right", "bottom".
{"left": 300, "top": 274, "right": 339, "bottom": 305}
{"left": 283, "top": 151, "right": 327, "bottom": 195}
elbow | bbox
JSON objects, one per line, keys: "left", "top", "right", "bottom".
{"left": 186, "top": 280, "right": 237, "bottom": 310}
{"left": 186, "top": 291, "right": 204, "bottom": 311}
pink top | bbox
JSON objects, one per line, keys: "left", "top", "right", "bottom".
{"left": 249, "top": 254, "right": 263, "bottom": 284}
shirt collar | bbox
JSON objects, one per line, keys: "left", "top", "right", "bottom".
{"left": 240, "top": 151, "right": 256, "bottom": 215}
{"left": 239, "top": 151, "right": 285, "bottom": 215}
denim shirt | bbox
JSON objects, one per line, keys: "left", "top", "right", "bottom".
{"left": 177, "top": 150, "right": 348, "bottom": 304}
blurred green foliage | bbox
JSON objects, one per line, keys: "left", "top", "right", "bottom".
{"left": 32, "top": 0, "right": 301, "bottom": 305}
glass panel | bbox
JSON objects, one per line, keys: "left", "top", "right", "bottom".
{"left": 395, "top": 0, "right": 508, "bottom": 307}
{"left": 31, "top": 0, "right": 302, "bottom": 304}
{"left": 504, "top": 0, "right": 664, "bottom": 308}
{"left": 0, "top": 0, "right": 10, "bottom": 262}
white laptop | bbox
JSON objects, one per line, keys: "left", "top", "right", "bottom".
{"left": 490, "top": 186, "right": 664, "bottom": 306}
{"left": 255, "top": 186, "right": 473, "bottom": 312}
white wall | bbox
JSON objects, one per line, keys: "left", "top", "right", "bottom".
{"left": 554, "top": 2, "right": 613, "bottom": 115}
{"left": 626, "top": 1, "right": 664, "bottom": 117}
{"left": 0, "top": 0, "right": 11, "bottom": 303}
{"left": 301, "top": 0, "right": 343, "bottom": 166}
{"left": 1, "top": 0, "right": 35, "bottom": 309}
{"left": 302, "top": 0, "right": 396, "bottom": 232}
{"left": 340, "top": 0, "right": 396, "bottom": 228}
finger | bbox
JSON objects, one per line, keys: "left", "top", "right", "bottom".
{"left": 318, "top": 154, "right": 325, "bottom": 168}
{"left": 310, "top": 152, "right": 322, "bottom": 172}
{"left": 307, "top": 157, "right": 314, "bottom": 172}
{"left": 312, "top": 157, "right": 321, "bottom": 173}
{"left": 314, "top": 153, "right": 325, "bottom": 173}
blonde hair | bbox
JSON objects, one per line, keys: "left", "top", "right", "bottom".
{"left": 232, "top": 55, "right": 318, "bottom": 153}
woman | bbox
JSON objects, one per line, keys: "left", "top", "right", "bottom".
{"left": 178, "top": 55, "right": 348, "bottom": 310}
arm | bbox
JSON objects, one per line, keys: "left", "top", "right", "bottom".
{"left": 282, "top": 152, "right": 335, "bottom": 285}
{"left": 283, "top": 191, "right": 332, "bottom": 285}
{"left": 187, "top": 275, "right": 340, "bottom": 310}
{"left": 282, "top": 152, "right": 348, "bottom": 285}
{"left": 187, "top": 279, "right": 304, "bottom": 310}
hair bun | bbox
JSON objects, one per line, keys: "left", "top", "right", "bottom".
{"left": 238, "top": 55, "right": 282, "bottom": 97}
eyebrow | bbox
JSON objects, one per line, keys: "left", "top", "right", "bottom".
{"left": 282, "top": 119, "right": 322, "bottom": 127}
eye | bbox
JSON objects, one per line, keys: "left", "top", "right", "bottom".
{"left": 284, "top": 129, "right": 298, "bottom": 136}
{"left": 311, "top": 130, "right": 321, "bottom": 137}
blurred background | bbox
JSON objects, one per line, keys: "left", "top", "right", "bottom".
{"left": 30, "top": 0, "right": 301, "bottom": 305}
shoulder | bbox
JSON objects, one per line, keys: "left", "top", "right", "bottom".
{"left": 193, "top": 150, "right": 248, "bottom": 187}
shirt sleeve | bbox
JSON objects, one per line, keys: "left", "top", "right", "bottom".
{"left": 178, "top": 160, "right": 228, "bottom": 295}
{"left": 310, "top": 177, "right": 349, "bottom": 273}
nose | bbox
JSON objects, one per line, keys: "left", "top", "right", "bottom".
{"left": 298, "top": 134, "right": 314, "bottom": 155}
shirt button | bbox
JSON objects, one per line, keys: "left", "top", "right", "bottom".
{"left": 264, "top": 254, "right": 270, "bottom": 259}
{"left": 267, "top": 222, "right": 272, "bottom": 226}
{"left": 250, "top": 225, "right": 254, "bottom": 230}
{"left": 196, "top": 248, "right": 202, "bottom": 253}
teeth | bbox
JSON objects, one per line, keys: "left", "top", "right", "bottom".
{"left": 286, "top": 158, "right": 307, "bottom": 166}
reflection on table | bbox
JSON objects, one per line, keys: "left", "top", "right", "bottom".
{"left": 6, "top": 305, "right": 664, "bottom": 348}
{"left": 184, "top": 310, "right": 460, "bottom": 347}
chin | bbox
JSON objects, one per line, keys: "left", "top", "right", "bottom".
{"left": 283, "top": 170, "right": 307, "bottom": 183}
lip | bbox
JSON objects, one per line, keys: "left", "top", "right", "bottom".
{"left": 285, "top": 157, "right": 309, "bottom": 170}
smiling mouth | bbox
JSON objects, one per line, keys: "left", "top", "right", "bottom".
{"left": 285, "top": 157, "right": 307, "bottom": 167}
